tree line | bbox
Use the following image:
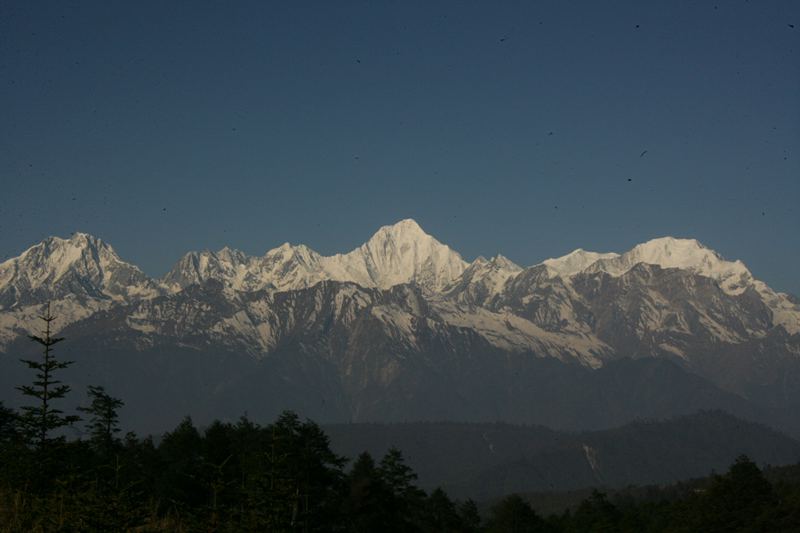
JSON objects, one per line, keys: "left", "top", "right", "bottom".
{"left": 1, "top": 308, "right": 799, "bottom": 531}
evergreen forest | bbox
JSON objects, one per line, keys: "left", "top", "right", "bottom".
{"left": 2, "top": 311, "right": 800, "bottom": 532}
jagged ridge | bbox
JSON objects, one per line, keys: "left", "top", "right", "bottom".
{"left": 1, "top": 220, "right": 799, "bottom": 435}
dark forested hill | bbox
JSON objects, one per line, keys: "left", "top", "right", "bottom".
{"left": 325, "top": 411, "right": 800, "bottom": 500}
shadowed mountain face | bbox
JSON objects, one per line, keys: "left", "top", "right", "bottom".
{"left": 324, "top": 411, "right": 800, "bottom": 500}
{"left": 0, "top": 220, "right": 798, "bottom": 435}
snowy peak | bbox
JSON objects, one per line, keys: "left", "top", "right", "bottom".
{"left": 442, "top": 254, "right": 522, "bottom": 305}
{"left": 590, "top": 237, "right": 754, "bottom": 295}
{"left": 264, "top": 242, "right": 321, "bottom": 268}
{"left": 470, "top": 255, "right": 523, "bottom": 281}
{"left": 624, "top": 237, "right": 730, "bottom": 272}
{"left": 462, "top": 255, "right": 522, "bottom": 281}
{"left": 162, "top": 219, "right": 466, "bottom": 293}
{"left": 1, "top": 225, "right": 799, "bottom": 363}
{"left": 17, "top": 233, "right": 117, "bottom": 278}
{"left": 538, "top": 238, "right": 753, "bottom": 293}
{"left": 164, "top": 243, "right": 327, "bottom": 293}
{"left": 323, "top": 219, "right": 468, "bottom": 292}
{"left": 5, "top": 226, "right": 796, "bottom": 337}
{"left": 0, "top": 232, "right": 156, "bottom": 308}
{"left": 3, "top": 232, "right": 120, "bottom": 285}
{"left": 260, "top": 242, "right": 326, "bottom": 291}
{"left": 162, "top": 249, "right": 248, "bottom": 292}
{"left": 488, "top": 254, "right": 522, "bottom": 272}
{"left": 356, "top": 218, "right": 467, "bottom": 290}
{"left": 542, "top": 249, "right": 620, "bottom": 277}
{"left": 215, "top": 246, "right": 249, "bottom": 265}
{"left": 366, "top": 218, "right": 428, "bottom": 244}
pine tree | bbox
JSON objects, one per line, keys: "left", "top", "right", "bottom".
{"left": 257, "top": 411, "right": 345, "bottom": 531}
{"left": 698, "top": 455, "right": 777, "bottom": 531}
{"left": 457, "top": 499, "right": 483, "bottom": 533}
{"left": 17, "top": 303, "right": 80, "bottom": 451}
{"left": 78, "top": 385, "right": 124, "bottom": 453}
{"left": 345, "top": 452, "right": 392, "bottom": 532}
{"left": 486, "top": 494, "right": 548, "bottom": 533}
{"left": 424, "top": 488, "right": 462, "bottom": 532}
{"left": 378, "top": 447, "right": 426, "bottom": 531}
{"left": 378, "top": 447, "right": 419, "bottom": 498}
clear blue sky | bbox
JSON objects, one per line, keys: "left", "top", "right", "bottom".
{"left": 1, "top": 1, "right": 798, "bottom": 294}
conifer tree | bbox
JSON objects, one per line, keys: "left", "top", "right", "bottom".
{"left": 486, "top": 494, "right": 548, "bottom": 533}
{"left": 17, "top": 303, "right": 79, "bottom": 450}
{"left": 378, "top": 447, "right": 426, "bottom": 531}
{"left": 425, "top": 487, "right": 462, "bottom": 532}
{"left": 379, "top": 447, "right": 419, "bottom": 498}
{"left": 345, "top": 452, "right": 391, "bottom": 532}
{"left": 78, "top": 385, "right": 124, "bottom": 453}
{"left": 0, "top": 401, "right": 17, "bottom": 444}
{"left": 457, "top": 499, "right": 483, "bottom": 533}
{"left": 269, "top": 412, "right": 344, "bottom": 531}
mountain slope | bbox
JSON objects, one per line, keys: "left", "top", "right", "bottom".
{"left": 322, "top": 218, "right": 467, "bottom": 291}
{"left": 0, "top": 233, "right": 159, "bottom": 346}
{"left": 542, "top": 249, "right": 619, "bottom": 277}
{"left": 0, "top": 232, "right": 157, "bottom": 304}
{"left": 1, "top": 220, "right": 799, "bottom": 436}
{"left": 163, "top": 219, "right": 467, "bottom": 295}
{"left": 325, "top": 411, "right": 800, "bottom": 500}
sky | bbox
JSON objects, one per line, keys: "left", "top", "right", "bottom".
{"left": 1, "top": 1, "right": 798, "bottom": 294}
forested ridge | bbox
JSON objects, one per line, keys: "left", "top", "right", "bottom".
{"left": 1, "top": 312, "right": 800, "bottom": 531}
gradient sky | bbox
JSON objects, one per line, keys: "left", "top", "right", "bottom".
{"left": 1, "top": 1, "right": 798, "bottom": 294}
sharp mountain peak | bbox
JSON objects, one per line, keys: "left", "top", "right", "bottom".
{"left": 0, "top": 224, "right": 769, "bottom": 299}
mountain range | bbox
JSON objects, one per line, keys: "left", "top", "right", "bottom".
{"left": 324, "top": 411, "right": 800, "bottom": 500}
{"left": 0, "top": 219, "right": 798, "bottom": 435}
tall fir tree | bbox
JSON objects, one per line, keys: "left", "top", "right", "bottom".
{"left": 78, "top": 385, "right": 124, "bottom": 453}
{"left": 344, "top": 452, "right": 393, "bottom": 532}
{"left": 377, "top": 447, "right": 426, "bottom": 531}
{"left": 17, "top": 303, "right": 80, "bottom": 450}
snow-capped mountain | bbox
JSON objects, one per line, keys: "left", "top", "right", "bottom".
{"left": 442, "top": 254, "right": 522, "bottom": 306}
{"left": 1, "top": 220, "right": 799, "bottom": 434}
{"left": 586, "top": 237, "right": 753, "bottom": 294}
{"left": 323, "top": 218, "right": 468, "bottom": 291}
{"left": 0, "top": 233, "right": 159, "bottom": 345}
{"left": 163, "top": 243, "right": 328, "bottom": 293}
{"left": 164, "top": 219, "right": 467, "bottom": 295}
{"left": 0, "top": 232, "right": 158, "bottom": 305}
{"left": 581, "top": 237, "right": 799, "bottom": 334}
{"left": 162, "top": 246, "right": 250, "bottom": 291}
{"left": 542, "top": 249, "right": 619, "bottom": 277}
{"left": 1, "top": 220, "right": 798, "bottom": 352}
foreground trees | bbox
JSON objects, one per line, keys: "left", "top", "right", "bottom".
{"left": 16, "top": 304, "right": 79, "bottom": 451}
{"left": 0, "top": 408, "right": 481, "bottom": 531}
{"left": 3, "top": 419, "right": 798, "bottom": 532}
{"left": 2, "top": 308, "right": 800, "bottom": 531}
